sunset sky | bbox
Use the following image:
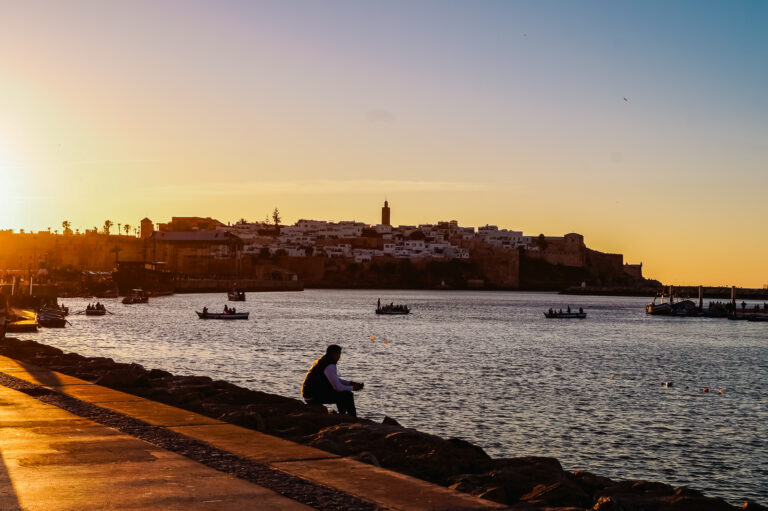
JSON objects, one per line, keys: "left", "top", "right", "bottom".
{"left": 1, "top": 1, "right": 766, "bottom": 287}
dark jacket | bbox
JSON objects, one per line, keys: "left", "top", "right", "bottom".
{"left": 302, "top": 355, "right": 336, "bottom": 399}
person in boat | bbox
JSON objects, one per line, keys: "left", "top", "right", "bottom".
{"left": 224, "top": 304, "right": 229, "bottom": 314}
{"left": 302, "top": 344, "right": 363, "bottom": 417}
{"left": 87, "top": 304, "right": 91, "bottom": 311}
{"left": 202, "top": 306, "right": 208, "bottom": 315}
{"left": 579, "top": 307, "right": 583, "bottom": 314}
{"left": 377, "top": 298, "right": 381, "bottom": 309}
{"left": 231, "top": 307, "right": 236, "bottom": 314}
{"left": 567, "top": 306, "right": 571, "bottom": 313}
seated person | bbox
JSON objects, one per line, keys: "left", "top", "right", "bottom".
{"left": 302, "top": 344, "right": 363, "bottom": 417}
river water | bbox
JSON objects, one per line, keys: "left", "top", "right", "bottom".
{"left": 29, "top": 290, "right": 768, "bottom": 504}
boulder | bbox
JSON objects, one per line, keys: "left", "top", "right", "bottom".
{"left": 94, "top": 363, "right": 150, "bottom": 388}
{"left": 449, "top": 456, "right": 570, "bottom": 505}
{"left": 305, "top": 422, "right": 492, "bottom": 484}
{"left": 520, "top": 481, "right": 592, "bottom": 508}
{"left": 382, "top": 415, "right": 403, "bottom": 427}
{"left": 594, "top": 481, "right": 737, "bottom": 511}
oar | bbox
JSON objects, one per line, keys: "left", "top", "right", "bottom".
{"left": 105, "top": 309, "right": 115, "bottom": 315}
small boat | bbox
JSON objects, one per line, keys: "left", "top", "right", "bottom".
{"left": 227, "top": 289, "right": 246, "bottom": 301}
{"left": 376, "top": 304, "right": 410, "bottom": 315}
{"left": 646, "top": 293, "right": 672, "bottom": 315}
{"left": 85, "top": 308, "right": 107, "bottom": 316}
{"left": 196, "top": 311, "right": 249, "bottom": 320}
{"left": 6, "top": 320, "right": 38, "bottom": 333}
{"left": 122, "top": 289, "right": 149, "bottom": 304}
{"left": 544, "top": 309, "right": 586, "bottom": 319}
{"left": 37, "top": 308, "right": 68, "bottom": 328}
{"left": 38, "top": 316, "right": 68, "bottom": 328}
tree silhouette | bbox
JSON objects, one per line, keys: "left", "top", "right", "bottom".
{"left": 62, "top": 220, "right": 72, "bottom": 235}
{"left": 103, "top": 220, "right": 113, "bottom": 235}
{"left": 124, "top": 224, "right": 131, "bottom": 235}
{"left": 272, "top": 208, "right": 281, "bottom": 235}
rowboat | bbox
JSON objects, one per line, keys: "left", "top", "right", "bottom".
{"left": 85, "top": 308, "right": 107, "bottom": 316}
{"left": 37, "top": 308, "right": 68, "bottom": 328}
{"left": 544, "top": 311, "right": 587, "bottom": 319}
{"left": 196, "top": 311, "right": 249, "bottom": 320}
{"left": 375, "top": 305, "right": 410, "bottom": 315}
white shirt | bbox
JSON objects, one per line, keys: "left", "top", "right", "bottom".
{"left": 324, "top": 364, "right": 353, "bottom": 392}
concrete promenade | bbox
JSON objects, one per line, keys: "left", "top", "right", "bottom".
{"left": 0, "top": 355, "right": 503, "bottom": 511}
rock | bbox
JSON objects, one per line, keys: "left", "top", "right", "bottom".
{"left": 478, "top": 486, "right": 508, "bottom": 504}
{"left": 218, "top": 406, "right": 265, "bottom": 431}
{"left": 147, "top": 368, "right": 172, "bottom": 379}
{"left": 382, "top": 415, "right": 403, "bottom": 427}
{"left": 520, "top": 481, "right": 592, "bottom": 508}
{"left": 351, "top": 451, "right": 381, "bottom": 467}
{"left": 595, "top": 480, "right": 737, "bottom": 511}
{"left": 448, "top": 456, "right": 570, "bottom": 505}
{"left": 572, "top": 470, "right": 614, "bottom": 497}
{"left": 94, "top": 363, "right": 150, "bottom": 388}
{"left": 305, "top": 423, "right": 492, "bottom": 484}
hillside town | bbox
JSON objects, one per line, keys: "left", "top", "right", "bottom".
{"left": 0, "top": 202, "right": 649, "bottom": 293}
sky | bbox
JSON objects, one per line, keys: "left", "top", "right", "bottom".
{"left": 0, "top": 0, "right": 767, "bottom": 287}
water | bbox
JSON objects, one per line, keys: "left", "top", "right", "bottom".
{"left": 32, "top": 290, "right": 768, "bottom": 504}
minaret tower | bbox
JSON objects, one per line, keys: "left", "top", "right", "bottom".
{"left": 381, "top": 200, "right": 391, "bottom": 226}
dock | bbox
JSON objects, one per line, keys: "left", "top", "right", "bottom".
{"left": 0, "top": 355, "right": 501, "bottom": 510}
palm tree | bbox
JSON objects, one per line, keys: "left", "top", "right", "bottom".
{"left": 62, "top": 220, "right": 72, "bottom": 235}
{"left": 117, "top": 223, "right": 121, "bottom": 236}
{"left": 103, "top": 220, "right": 113, "bottom": 235}
{"left": 124, "top": 224, "right": 131, "bottom": 236}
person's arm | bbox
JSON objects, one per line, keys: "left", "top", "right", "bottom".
{"left": 324, "top": 365, "right": 353, "bottom": 392}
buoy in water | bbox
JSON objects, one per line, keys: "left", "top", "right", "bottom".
{"left": 718, "top": 389, "right": 724, "bottom": 394}
{"left": 662, "top": 381, "right": 673, "bottom": 387}
{"left": 370, "top": 336, "right": 375, "bottom": 341}
{"left": 703, "top": 387, "right": 709, "bottom": 393}
{"left": 610, "top": 373, "right": 615, "bottom": 379}
{"left": 383, "top": 340, "right": 389, "bottom": 344}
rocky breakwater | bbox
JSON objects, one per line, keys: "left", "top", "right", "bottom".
{"left": 0, "top": 337, "right": 764, "bottom": 511}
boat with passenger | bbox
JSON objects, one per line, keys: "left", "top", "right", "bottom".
{"left": 196, "top": 305, "right": 249, "bottom": 320}
{"left": 227, "top": 289, "right": 246, "bottom": 301}
{"left": 544, "top": 307, "right": 586, "bottom": 319}
{"left": 85, "top": 303, "right": 107, "bottom": 316}
{"left": 375, "top": 302, "right": 410, "bottom": 315}
{"left": 122, "top": 289, "right": 149, "bottom": 304}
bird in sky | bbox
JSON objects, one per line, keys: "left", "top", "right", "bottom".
{"left": 623, "top": 97, "right": 628, "bottom": 101}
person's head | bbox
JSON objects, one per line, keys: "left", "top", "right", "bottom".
{"left": 325, "top": 344, "right": 342, "bottom": 363}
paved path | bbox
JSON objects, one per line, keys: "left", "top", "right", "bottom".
{"left": 0, "top": 355, "right": 504, "bottom": 511}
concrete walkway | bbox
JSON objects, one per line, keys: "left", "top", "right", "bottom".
{"left": 0, "top": 377, "right": 312, "bottom": 510}
{"left": 0, "top": 355, "right": 503, "bottom": 510}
